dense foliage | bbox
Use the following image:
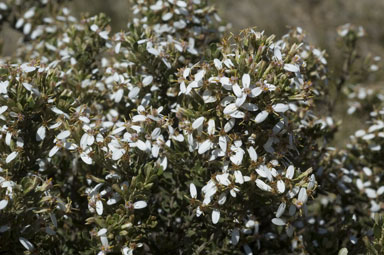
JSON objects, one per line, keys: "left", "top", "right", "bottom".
{"left": 0, "top": 0, "right": 383, "bottom": 254}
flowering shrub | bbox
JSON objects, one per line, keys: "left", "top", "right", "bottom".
{"left": 0, "top": 0, "right": 383, "bottom": 254}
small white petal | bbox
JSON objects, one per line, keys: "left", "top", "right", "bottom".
{"left": 57, "top": 130, "right": 70, "bottom": 140}
{"left": 286, "top": 165, "right": 295, "bottom": 179}
{"left": 162, "top": 12, "right": 173, "bottom": 21}
{"left": 49, "top": 145, "right": 60, "bottom": 157}
{"left": 5, "top": 132, "right": 11, "bottom": 146}
{"left": 192, "top": 117, "right": 205, "bottom": 130}
{"left": 90, "top": 24, "right": 99, "bottom": 31}
{"left": 251, "top": 87, "right": 263, "bottom": 98}
{"left": 218, "top": 193, "right": 227, "bottom": 205}
{"left": 142, "top": 75, "right": 153, "bottom": 86}
{"left": 243, "top": 244, "right": 253, "bottom": 255}
{"left": 274, "top": 47, "right": 282, "bottom": 61}
{"left": 284, "top": 64, "right": 300, "bottom": 73}
{"left": 183, "top": 68, "right": 191, "bottom": 79}
{"left": 133, "top": 201, "right": 147, "bottom": 209}
{"left": 230, "top": 110, "right": 245, "bottom": 119}
{"left": 298, "top": 188, "right": 308, "bottom": 204}
{"left": 235, "top": 94, "right": 247, "bottom": 107}
{"left": 256, "top": 179, "right": 272, "bottom": 192}
{"left": 232, "top": 83, "right": 243, "bottom": 98}
{"left": 207, "top": 119, "right": 216, "bottom": 135}
{"left": 231, "top": 228, "right": 240, "bottom": 245}
{"left": 214, "top": 59, "right": 222, "bottom": 69}
{"left": 80, "top": 153, "right": 93, "bottom": 165}
{"left": 241, "top": 103, "right": 259, "bottom": 111}
{"left": 247, "top": 146, "right": 257, "bottom": 162}
{"left": 272, "top": 218, "right": 286, "bottom": 226}
{"left": 272, "top": 103, "right": 289, "bottom": 113}
{"left": 0, "top": 199, "right": 8, "bottom": 210}
{"left": 115, "top": 42, "right": 121, "bottom": 54}
{"left": 255, "top": 111, "right": 269, "bottom": 123}
{"left": 198, "top": 140, "right": 212, "bottom": 154}
{"left": 220, "top": 77, "right": 231, "bottom": 86}
{"left": 223, "top": 103, "right": 238, "bottom": 115}
{"left": 224, "top": 119, "right": 236, "bottom": 133}
{"left": 100, "top": 235, "right": 109, "bottom": 247}
{"left": 6, "top": 151, "right": 18, "bottom": 163}
{"left": 219, "top": 136, "right": 227, "bottom": 153}
{"left": 195, "top": 70, "right": 206, "bottom": 82}
{"left": 216, "top": 173, "right": 231, "bottom": 186}
{"left": 230, "top": 151, "right": 244, "bottom": 165}
{"left": 196, "top": 206, "right": 203, "bottom": 217}
{"left": 234, "top": 170, "right": 244, "bottom": 184}
{"left": 136, "top": 140, "right": 148, "bottom": 151}
{"left": 19, "top": 237, "right": 34, "bottom": 251}
{"left": 190, "top": 183, "right": 197, "bottom": 198}
{"left": 211, "top": 209, "right": 220, "bottom": 224}
{"left": 242, "top": 74, "right": 250, "bottom": 88}
{"left": 22, "top": 82, "right": 32, "bottom": 91}
{"left": 365, "top": 188, "right": 377, "bottom": 199}
{"left": 276, "top": 202, "right": 286, "bottom": 218}
{"left": 36, "top": 126, "right": 46, "bottom": 141}
{"left": 96, "top": 200, "right": 103, "bottom": 215}
{"left": 112, "top": 148, "right": 125, "bottom": 161}
{"left": 277, "top": 180, "right": 285, "bottom": 193}
{"left": 0, "top": 105, "right": 8, "bottom": 114}
{"left": 97, "top": 228, "right": 107, "bottom": 236}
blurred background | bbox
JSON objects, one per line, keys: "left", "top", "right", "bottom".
{"left": 2, "top": 0, "right": 384, "bottom": 58}
{"left": 1, "top": 0, "right": 383, "bottom": 143}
